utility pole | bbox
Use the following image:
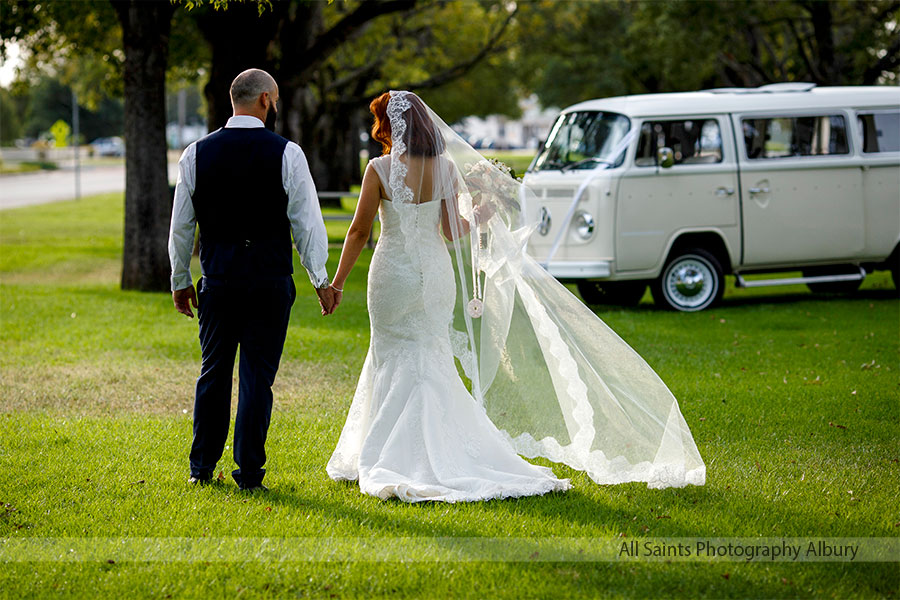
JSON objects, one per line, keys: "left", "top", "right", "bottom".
{"left": 177, "top": 88, "right": 186, "bottom": 149}
{"left": 72, "top": 88, "right": 81, "bottom": 201}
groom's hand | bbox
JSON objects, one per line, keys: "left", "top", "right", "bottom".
{"left": 315, "top": 286, "right": 335, "bottom": 316}
{"left": 173, "top": 286, "right": 198, "bottom": 319}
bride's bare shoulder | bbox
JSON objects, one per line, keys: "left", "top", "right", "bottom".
{"left": 367, "top": 154, "right": 391, "bottom": 178}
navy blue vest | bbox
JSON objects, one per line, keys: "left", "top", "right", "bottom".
{"left": 193, "top": 127, "right": 293, "bottom": 279}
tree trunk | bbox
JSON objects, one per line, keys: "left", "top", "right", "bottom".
{"left": 193, "top": 3, "right": 285, "bottom": 132}
{"left": 274, "top": 2, "right": 356, "bottom": 205}
{"left": 282, "top": 86, "right": 363, "bottom": 205}
{"left": 112, "top": 0, "right": 175, "bottom": 292}
{"left": 193, "top": 0, "right": 415, "bottom": 205}
{"left": 807, "top": 1, "right": 837, "bottom": 83}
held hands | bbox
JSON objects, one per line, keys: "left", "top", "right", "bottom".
{"left": 173, "top": 286, "right": 198, "bottom": 318}
{"left": 173, "top": 283, "right": 340, "bottom": 318}
{"left": 315, "top": 285, "right": 343, "bottom": 316}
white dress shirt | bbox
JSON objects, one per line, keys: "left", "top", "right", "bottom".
{"left": 168, "top": 115, "right": 329, "bottom": 291}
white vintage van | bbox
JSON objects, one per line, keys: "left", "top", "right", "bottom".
{"left": 522, "top": 83, "right": 900, "bottom": 311}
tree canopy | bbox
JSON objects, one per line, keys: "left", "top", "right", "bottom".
{"left": 513, "top": 0, "right": 900, "bottom": 109}
{"left": 2, "top": 0, "right": 897, "bottom": 292}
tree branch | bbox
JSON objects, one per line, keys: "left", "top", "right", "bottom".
{"left": 326, "top": 58, "right": 383, "bottom": 93}
{"left": 740, "top": 26, "right": 775, "bottom": 84}
{"left": 296, "top": 0, "right": 416, "bottom": 74}
{"left": 787, "top": 18, "right": 823, "bottom": 82}
{"left": 396, "top": 6, "right": 517, "bottom": 92}
{"left": 863, "top": 35, "right": 900, "bottom": 84}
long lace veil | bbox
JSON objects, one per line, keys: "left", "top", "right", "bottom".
{"left": 385, "top": 91, "right": 705, "bottom": 489}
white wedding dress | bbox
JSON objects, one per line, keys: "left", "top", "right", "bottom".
{"left": 326, "top": 155, "right": 572, "bottom": 502}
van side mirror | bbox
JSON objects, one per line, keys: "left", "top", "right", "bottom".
{"left": 657, "top": 147, "right": 675, "bottom": 169}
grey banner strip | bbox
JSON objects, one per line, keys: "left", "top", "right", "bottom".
{"left": 1, "top": 537, "right": 896, "bottom": 563}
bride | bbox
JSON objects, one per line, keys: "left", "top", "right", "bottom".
{"left": 325, "top": 91, "right": 706, "bottom": 502}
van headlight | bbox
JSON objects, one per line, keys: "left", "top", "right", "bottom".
{"left": 574, "top": 211, "right": 594, "bottom": 240}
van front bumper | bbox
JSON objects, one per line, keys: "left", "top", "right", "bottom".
{"left": 538, "top": 260, "right": 612, "bottom": 279}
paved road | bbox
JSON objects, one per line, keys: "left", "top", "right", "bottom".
{"left": 0, "top": 163, "right": 178, "bottom": 210}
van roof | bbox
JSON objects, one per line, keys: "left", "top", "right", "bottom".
{"left": 562, "top": 85, "right": 900, "bottom": 118}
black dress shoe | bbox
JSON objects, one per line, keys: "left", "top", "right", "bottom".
{"left": 242, "top": 484, "right": 269, "bottom": 493}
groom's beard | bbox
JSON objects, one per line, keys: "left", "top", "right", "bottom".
{"left": 265, "top": 105, "right": 277, "bottom": 132}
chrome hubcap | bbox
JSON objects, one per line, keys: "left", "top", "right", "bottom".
{"left": 673, "top": 265, "right": 706, "bottom": 297}
{"left": 666, "top": 257, "right": 716, "bottom": 309}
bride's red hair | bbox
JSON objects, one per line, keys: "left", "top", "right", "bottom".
{"left": 370, "top": 92, "right": 392, "bottom": 155}
{"left": 369, "top": 91, "right": 445, "bottom": 157}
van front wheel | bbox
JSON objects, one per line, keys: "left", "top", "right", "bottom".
{"left": 652, "top": 249, "right": 724, "bottom": 311}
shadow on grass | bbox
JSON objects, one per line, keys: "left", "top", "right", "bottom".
{"left": 197, "top": 480, "right": 510, "bottom": 537}
{"left": 205, "top": 474, "right": 713, "bottom": 539}
{"left": 721, "top": 288, "right": 898, "bottom": 309}
{"left": 585, "top": 287, "right": 898, "bottom": 314}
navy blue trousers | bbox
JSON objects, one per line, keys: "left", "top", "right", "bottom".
{"left": 189, "top": 275, "right": 296, "bottom": 488}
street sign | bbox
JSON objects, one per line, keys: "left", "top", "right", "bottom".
{"left": 50, "top": 120, "right": 70, "bottom": 148}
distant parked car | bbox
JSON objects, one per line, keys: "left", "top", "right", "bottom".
{"left": 473, "top": 137, "right": 497, "bottom": 150}
{"left": 90, "top": 137, "right": 125, "bottom": 157}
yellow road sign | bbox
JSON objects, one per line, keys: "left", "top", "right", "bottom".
{"left": 50, "top": 120, "right": 70, "bottom": 147}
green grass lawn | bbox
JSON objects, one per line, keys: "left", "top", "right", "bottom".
{"left": 0, "top": 161, "right": 59, "bottom": 175}
{"left": 482, "top": 149, "right": 536, "bottom": 177}
{"left": 0, "top": 193, "right": 898, "bottom": 598}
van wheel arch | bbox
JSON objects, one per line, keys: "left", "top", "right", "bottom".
{"left": 662, "top": 232, "right": 733, "bottom": 276}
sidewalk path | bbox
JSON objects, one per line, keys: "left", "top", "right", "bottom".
{"left": 0, "top": 163, "right": 178, "bottom": 210}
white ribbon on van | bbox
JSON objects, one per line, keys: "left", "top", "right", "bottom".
{"left": 541, "top": 127, "right": 638, "bottom": 267}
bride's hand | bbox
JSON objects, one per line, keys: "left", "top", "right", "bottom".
{"left": 330, "top": 285, "right": 343, "bottom": 314}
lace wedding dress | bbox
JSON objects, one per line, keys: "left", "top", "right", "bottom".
{"left": 326, "top": 154, "right": 572, "bottom": 502}
{"left": 327, "top": 91, "right": 705, "bottom": 502}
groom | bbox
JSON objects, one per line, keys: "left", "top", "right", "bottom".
{"left": 168, "top": 68, "right": 337, "bottom": 491}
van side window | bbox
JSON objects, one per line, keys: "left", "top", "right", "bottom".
{"left": 635, "top": 119, "right": 723, "bottom": 167}
{"left": 858, "top": 112, "right": 900, "bottom": 153}
{"left": 742, "top": 116, "right": 849, "bottom": 159}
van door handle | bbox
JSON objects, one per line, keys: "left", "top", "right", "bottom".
{"left": 715, "top": 187, "right": 735, "bottom": 197}
{"left": 748, "top": 186, "right": 770, "bottom": 194}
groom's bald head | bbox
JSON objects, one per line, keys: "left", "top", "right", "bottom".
{"left": 230, "top": 69, "right": 277, "bottom": 109}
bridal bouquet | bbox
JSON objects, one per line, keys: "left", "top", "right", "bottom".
{"left": 463, "top": 158, "right": 521, "bottom": 214}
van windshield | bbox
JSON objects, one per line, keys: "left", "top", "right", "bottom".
{"left": 532, "top": 111, "right": 631, "bottom": 172}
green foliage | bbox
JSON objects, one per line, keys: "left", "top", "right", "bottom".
{"left": 181, "top": 0, "right": 272, "bottom": 16}
{"left": 321, "top": 0, "right": 523, "bottom": 122}
{"left": 5, "top": 0, "right": 898, "bottom": 130}
{"left": 166, "top": 6, "right": 212, "bottom": 88}
{"left": 1, "top": 192, "right": 898, "bottom": 596}
{"left": 0, "top": 86, "right": 24, "bottom": 143}
{"left": 0, "top": 161, "right": 44, "bottom": 174}
{"left": 423, "top": 54, "right": 523, "bottom": 123}
{"left": 7, "top": 76, "right": 124, "bottom": 141}
{"left": 2, "top": 0, "right": 209, "bottom": 113}
{"left": 514, "top": 0, "right": 900, "bottom": 109}
{"left": 1, "top": 0, "right": 124, "bottom": 106}
{"left": 19, "top": 160, "right": 58, "bottom": 170}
